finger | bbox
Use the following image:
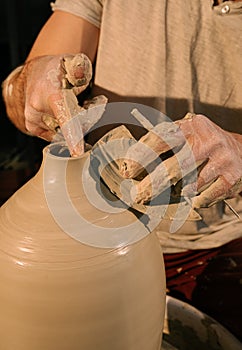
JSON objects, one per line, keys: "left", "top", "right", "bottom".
{"left": 48, "top": 54, "right": 94, "bottom": 157}
{"left": 38, "top": 129, "right": 57, "bottom": 141}
{"left": 120, "top": 139, "right": 162, "bottom": 179}
{"left": 120, "top": 121, "right": 185, "bottom": 178}
{"left": 25, "top": 119, "right": 56, "bottom": 141}
{"left": 181, "top": 179, "right": 216, "bottom": 198}
{"left": 132, "top": 143, "right": 205, "bottom": 204}
{"left": 182, "top": 155, "right": 239, "bottom": 198}
{"left": 180, "top": 162, "right": 216, "bottom": 197}
{"left": 192, "top": 176, "right": 231, "bottom": 208}
{"left": 49, "top": 92, "right": 107, "bottom": 157}
{"left": 42, "top": 115, "right": 59, "bottom": 132}
{"left": 182, "top": 166, "right": 242, "bottom": 207}
{"left": 62, "top": 53, "right": 92, "bottom": 90}
{"left": 81, "top": 95, "right": 108, "bottom": 135}
{"left": 83, "top": 94, "right": 108, "bottom": 110}
{"left": 49, "top": 90, "right": 84, "bottom": 156}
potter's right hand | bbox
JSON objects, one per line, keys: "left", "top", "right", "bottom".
{"left": 2, "top": 53, "right": 92, "bottom": 141}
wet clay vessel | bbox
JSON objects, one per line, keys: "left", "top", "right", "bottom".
{"left": 0, "top": 131, "right": 166, "bottom": 350}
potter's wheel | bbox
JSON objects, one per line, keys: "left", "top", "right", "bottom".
{"left": 161, "top": 296, "right": 242, "bottom": 350}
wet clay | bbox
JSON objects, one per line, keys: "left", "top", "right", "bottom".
{"left": 0, "top": 140, "right": 166, "bottom": 350}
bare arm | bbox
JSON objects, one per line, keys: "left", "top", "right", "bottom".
{"left": 27, "top": 11, "right": 99, "bottom": 62}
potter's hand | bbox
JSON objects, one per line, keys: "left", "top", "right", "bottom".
{"left": 120, "top": 113, "right": 242, "bottom": 208}
{"left": 2, "top": 53, "right": 92, "bottom": 142}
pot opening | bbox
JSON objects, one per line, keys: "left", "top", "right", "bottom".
{"left": 47, "top": 142, "right": 72, "bottom": 158}
{"left": 47, "top": 142, "right": 92, "bottom": 159}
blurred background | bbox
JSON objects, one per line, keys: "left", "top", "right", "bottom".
{"left": 0, "top": 0, "right": 52, "bottom": 204}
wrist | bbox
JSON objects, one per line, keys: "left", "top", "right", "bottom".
{"left": 2, "top": 65, "right": 31, "bottom": 135}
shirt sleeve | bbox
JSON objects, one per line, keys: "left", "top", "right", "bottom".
{"left": 50, "top": 0, "right": 103, "bottom": 28}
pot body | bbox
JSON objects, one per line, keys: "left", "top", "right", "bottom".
{"left": 0, "top": 143, "right": 166, "bottom": 350}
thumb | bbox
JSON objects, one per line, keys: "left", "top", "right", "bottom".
{"left": 62, "top": 53, "right": 92, "bottom": 94}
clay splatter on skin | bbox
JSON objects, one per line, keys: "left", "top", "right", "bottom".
{"left": 49, "top": 54, "right": 107, "bottom": 157}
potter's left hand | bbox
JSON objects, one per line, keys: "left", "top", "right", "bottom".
{"left": 119, "top": 113, "right": 242, "bottom": 208}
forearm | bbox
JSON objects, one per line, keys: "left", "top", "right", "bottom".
{"left": 27, "top": 11, "right": 99, "bottom": 63}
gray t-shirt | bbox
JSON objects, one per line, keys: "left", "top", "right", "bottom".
{"left": 51, "top": 0, "right": 242, "bottom": 252}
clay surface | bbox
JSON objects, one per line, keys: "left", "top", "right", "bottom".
{"left": 0, "top": 141, "right": 166, "bottom": 350}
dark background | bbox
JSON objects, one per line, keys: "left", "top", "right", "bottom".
{"left": 0, "top": 0, "right": 52, "bottom": 147}
{"left": 0, "top": 1, "right": 52, "bottom": 204}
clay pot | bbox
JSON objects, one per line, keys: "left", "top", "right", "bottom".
{"left": 0, "top": 140, "right": 166, "bottom": 350}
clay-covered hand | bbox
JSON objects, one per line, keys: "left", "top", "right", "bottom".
{"left": 2, "top": 53, "right": 92, "bottom": 142}
{"left": 119, "top": 113, "right": 242, "bottom": 208}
